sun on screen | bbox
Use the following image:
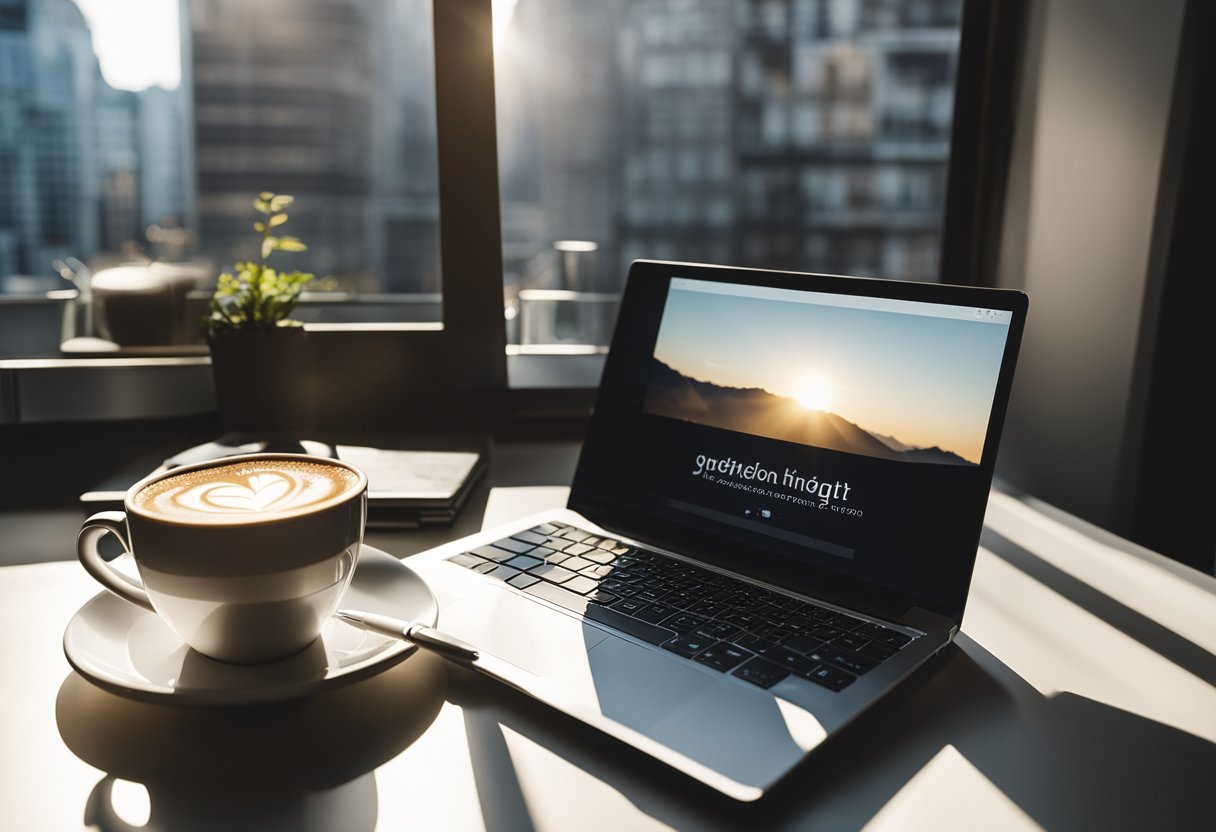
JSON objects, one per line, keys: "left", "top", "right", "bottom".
{"left": 793, "top": 377, "right": 835, "bottom": 411}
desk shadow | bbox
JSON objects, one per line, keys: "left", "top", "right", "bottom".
{"left": 461, "top": 705, "right": 538, "bottom": 832}
{"left": 56, "top": 650, "right": 447, "bottom": 832}
{"left": 761, "top": 637, "right": 1216, "bottom": 829}
{"left": 982, "top": 528, "right": 1216, "bottom": 686}
{"left": 448, "top": 637, "right": 1216, "bottom": 830}
{"left": 447, "top": 663, "right": 744, "bottom": 831}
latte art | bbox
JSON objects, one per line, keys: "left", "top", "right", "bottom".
{"left": 175, "top": 470, "right": 331, "bottom": 514}
{"left": 134, "top": 458, "right": 361, "bottom": 523}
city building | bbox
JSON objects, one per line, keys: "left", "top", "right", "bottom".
{"left": 498, "top": 0, "right": 961, "bottom": 290}
{"left": 731, "top": 0, "right": 959, "bottom": 279}
{"left": 0, "top": 0, "right": 190, "bottom": 287}
{"left": 617, "top": 0, "right": 737, "bottom": 276}
{"left": 94, "top": 81, "right": 139, "bottom": 254}
{"left": 189, "top": 0, "right": 376, "bottom": 286}
{"left": 137, "top": 84, "right": 189, "bottom": 234}
{"left": 368, "top": 0, "right": 441, "bottom": 294}
{"left": 0, "top": 0, "right": 31, "bottom": 280}
{"left": 498, "top": 0, "right": 629, "bottom": 293}
{"left": 0, "top": 0, "right": 101, "bottom": 284}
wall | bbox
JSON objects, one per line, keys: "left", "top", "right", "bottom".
{"left": 994, "top": 0, "right": 1185, "bottom": 532}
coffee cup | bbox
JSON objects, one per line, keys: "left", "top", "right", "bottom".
{"left": 91, "top": 265, "right": 176, "bottom": 347}
{"left": 91, "top": 262, "right": 210, "bottom": 347}
{"left": 76, "top": 454, "right": 368, "bottom": 664}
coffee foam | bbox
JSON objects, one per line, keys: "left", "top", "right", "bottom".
{"left": 134, "top": 459, "right": 360, "bottom": 523}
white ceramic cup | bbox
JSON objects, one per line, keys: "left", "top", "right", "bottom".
{"left": 76, "top": 454, "right": 368, "bottom": 664}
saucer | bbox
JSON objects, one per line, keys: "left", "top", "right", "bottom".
{"left": 63, "top": 546, "right": 438, "bottom": 706}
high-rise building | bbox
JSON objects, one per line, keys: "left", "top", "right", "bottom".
{"left": 617, "top": 0, "right": 737, "bottom": 275}
{"left": 368, "top": 0, "right": 441, "bottom": 294}
{"left": 0, "top": 0, "right": 188, "bottom": 288}
{"left": 0, "top": 0, "right": 102, "bottom": 283}
{"left": 94, "top": 81, "right": 140, "bottom": 253}
{"left": 496, "top": 0, "right": 962, "bottom": 289}
{"left": 499, "top": 0, "right": 629, "bottom": 293}
{"left": 189, "top": 0, "right": 376, "bottom": 284}
{"left": 138, "top": 85, "right": 188, "bottom": 233}
{"left": 728, "top": 0, "right": 960, "bottom": 279}
{"left": 0, "top": 0, "right": 32, "bottom": 281}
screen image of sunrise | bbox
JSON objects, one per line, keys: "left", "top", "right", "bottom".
{"left": 644, "top": 285, "right": 1010, "bottom": 466}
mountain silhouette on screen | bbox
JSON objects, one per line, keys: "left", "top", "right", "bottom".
{"left": 645, "top": 359, "right": 974, "bottom": 465}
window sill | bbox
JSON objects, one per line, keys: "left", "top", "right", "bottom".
{"left": 0, "top": 357, "right": 214, "bottom": 424}
{"left": 0, "top": 349, "right": 605, "bottom": 424}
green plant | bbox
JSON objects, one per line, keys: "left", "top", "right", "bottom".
{"left": 205, "top": 192, "right": 315, "bottom": 336}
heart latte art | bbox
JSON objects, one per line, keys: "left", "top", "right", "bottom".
{"left": 134, "top": 459, "right": 361, "bottom": 522}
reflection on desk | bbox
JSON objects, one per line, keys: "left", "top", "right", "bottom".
{"left": 0, "top": 486, "right": 1211, "bottom": 830}
{"left": 59, "top": 654, "right": 445, "bottom": 832}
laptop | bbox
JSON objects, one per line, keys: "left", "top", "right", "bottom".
{"left": 408, "top": 260, "right": 1027, "bottom": 800}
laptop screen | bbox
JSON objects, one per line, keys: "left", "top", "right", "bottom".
{"left": 571, "top": 262, "right": 1026, "bottom": 623}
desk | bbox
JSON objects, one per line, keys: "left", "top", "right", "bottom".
{"left": 0, "top": 446, "right": 1213, "bottom": 830}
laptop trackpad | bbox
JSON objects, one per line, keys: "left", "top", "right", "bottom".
{"left": 584, "top": 634, "right": 716, "bottom": 731}
{"left": 440, "top": 586, "right": 610, "bottom": 695}
{"left": 440, "top": 586, "right": 715, "bottom": 729}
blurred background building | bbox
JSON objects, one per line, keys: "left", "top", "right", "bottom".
{"left": 189, "top": 0, "right": 376, "bottom": 287}
{"left": 500, "top": 0, "right": 961, "bottom": 293}
{"left": 368, "top": 0, "right": 441, "bottom": 295}
{"left": 0, "top": 0, "right": 189, "bottom": 291}
{"left": 0, "top": 0, "right": 101, "bottom": 289}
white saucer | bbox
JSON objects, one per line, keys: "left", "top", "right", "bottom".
{"left": 63, "top": 546, "right": 438, "bottom": 706}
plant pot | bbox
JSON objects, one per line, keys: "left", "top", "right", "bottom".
{"left": 208, "top": 328, "right": 315, "bottom": 438}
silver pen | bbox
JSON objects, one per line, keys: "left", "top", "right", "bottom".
{"left": 336, "top": 609, "right": 480, "bottom": 664}
{"left": 338, "top": 608, "right": 568, "bottom": 707}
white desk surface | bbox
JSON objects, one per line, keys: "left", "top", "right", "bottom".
{"left": 0, "top": 488, "right": 1213, "bottom": 831}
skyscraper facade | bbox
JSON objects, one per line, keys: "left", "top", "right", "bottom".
{"left": 94, "top": 82, "right": 139, "bottom": 253}
{"left": 731, "top": 0, "right": 960, "bottom": 279}
{"left": 0, "top": 0, "right": 32, "bottom": 280}
{"left": 138, "top": 85, "right": 188, "bottom": 233}
{"left": 189, "top": 0, "right": 376, "bottom": 285}
{"left": 498, "top": 0, "right": 628, "bottom": 292}
{"left": 0, "top": 0, "right": 100, "bottom": 284}
{"left": 0, "top": 0, "right": 189, "bottom": 290}
{"left": 368, "top": 0, "right": 441, "bottom": 294}
{"left": 617, "top": 0, "right": 736, "bottom": 270}
{"left": 497, "top": 0, "right": 962, "bottom": 294}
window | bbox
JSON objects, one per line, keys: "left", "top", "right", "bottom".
{"left": 0, "top": 0, "right": 443, "bottom": 352}
{"left": 495, "top": 0, "right": 965, "bottom": 349}
{"left": 0, "top": 0, "right": 965, "bottom": 366}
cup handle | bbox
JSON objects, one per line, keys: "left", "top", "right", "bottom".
{"left": 77, "top": 511, "right": 154, "bottom": 612}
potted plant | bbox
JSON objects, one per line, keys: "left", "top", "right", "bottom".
{"left": 204, "top": 192, "right": 318, "bottom": 438}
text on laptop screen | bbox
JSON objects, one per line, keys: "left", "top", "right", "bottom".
{"left": 584, "top": 274, "right": 1015, "bottom": 614}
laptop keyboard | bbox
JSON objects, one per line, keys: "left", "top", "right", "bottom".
{"left": 447, "top": 523, "right": 917, "bottom": 693}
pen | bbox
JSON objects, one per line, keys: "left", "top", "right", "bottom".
{"left": 337, "top": 608, "right": 567, "bottom": 707}
{"left": 336, "top": 609, "right": 480, "bottom": 664}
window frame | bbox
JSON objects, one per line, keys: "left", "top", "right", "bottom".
{"left": 939, "top": 0, "right": 1029, "bottom": 288}
{"left": 299, "top": 0, "right": 506, "bottom": 391}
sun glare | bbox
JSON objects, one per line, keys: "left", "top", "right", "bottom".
{"left": 71, "top": 0, "right": 180, "bottom": 91}
{"left": 794, "top": 377, "right": 835, "bottom": 411}
{"left": 492, "top": 0, "right": 519, "bottom": 49}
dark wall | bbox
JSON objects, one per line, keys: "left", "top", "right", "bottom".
{"left": 993, "top": 0, "right": 1214, "bottom": 572}
{"left": 1118, "top": 0, "right": 1216, "bottom": 573}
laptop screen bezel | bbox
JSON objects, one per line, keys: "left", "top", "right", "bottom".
{"left": 569, "top": 259, "right": 1028, "bottom": 625}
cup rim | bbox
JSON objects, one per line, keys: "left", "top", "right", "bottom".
{"left": 124, "top": 452, "right": 368, "bottom": 527}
